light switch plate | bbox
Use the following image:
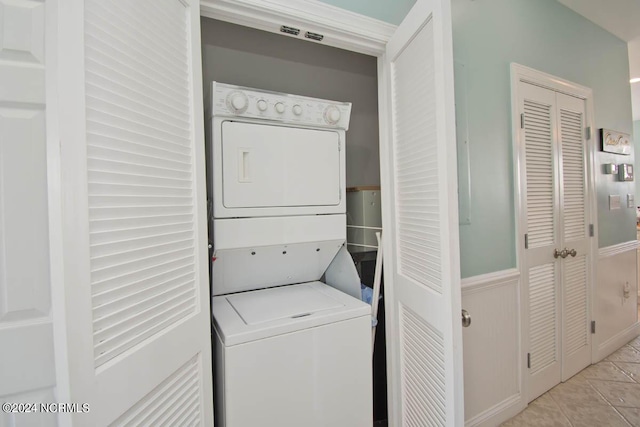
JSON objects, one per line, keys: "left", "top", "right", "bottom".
{"left": 628, "top": 194, "right": 635, "bottom": 208}
{"left": 609, "top": 195, "right": 621, "bottom": 210}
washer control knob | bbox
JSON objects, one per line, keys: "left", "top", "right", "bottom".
{"left": 226, "top": 91, "right": 248, "bottom": 113}
{"left": 292, "top": 104, "right": 303, "bottom": 116}
{"left": 275, "top": 102, "right": 286, "bottom": 114}
{"left": 324, "top": 105, "right": 341, "bottom": 124}
{"left": 257, "top": 99, "right": 268, "bottom": 112}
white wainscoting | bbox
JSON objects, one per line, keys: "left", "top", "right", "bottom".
{"left": 593, "top": 241, "right": 640, "bottom": 362}
{"left": 462, "top": 269, "right": 525, "bottom": 427}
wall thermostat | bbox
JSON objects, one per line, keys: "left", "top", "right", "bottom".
{"left": 618, "top": 163, "right": 634, "bottom": 181}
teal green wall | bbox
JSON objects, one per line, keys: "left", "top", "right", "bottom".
{"left": 452, "top": 0, "right": 634, "bottom": 277}
{"left": 318, "top": 0, "right": 415, "bottom": 25}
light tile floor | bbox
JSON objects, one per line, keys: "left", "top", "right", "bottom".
{"left": 502, "top": 335, "right": 640, "bottom": 427}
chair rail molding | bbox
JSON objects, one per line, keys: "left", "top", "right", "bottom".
{"left": 598, "top": 240, "right": 639, "bottom": 258}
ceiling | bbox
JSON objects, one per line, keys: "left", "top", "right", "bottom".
{"left": 557, "top": 0, "right": 640, "bottom": 120}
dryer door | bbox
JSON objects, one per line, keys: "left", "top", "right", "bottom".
{"left": 221, "top": 121, "right": 341, "bottom": 210}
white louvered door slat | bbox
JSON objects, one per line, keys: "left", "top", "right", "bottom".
{"left": 381, "top": 1, "right": 464, "bottom": 425}
{"left": 557, "top": 92, "right": 591, "bottom": 381}
{"left": 520, "top": 82, "right": 562, "bottom": 401}
{"left": 55, "top": 0, "right": 213, "bottom": 424}
{"left": 519, "top": 81, "right": 591, "bottom": 403}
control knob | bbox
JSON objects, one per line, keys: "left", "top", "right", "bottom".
{"left": 324, "top": 105, "right": 341, "bottom": 125}
{"left": 292, "top": 104, "right": 303, "bottom": 116}
{"left": 275, "top": 102, "right": 286, "bottom": 114}
{"left": 226, "top": 91, "right": 248, "bottom": 113}
{"left": 257, "top": 99, "right": 268, "bottom": 112}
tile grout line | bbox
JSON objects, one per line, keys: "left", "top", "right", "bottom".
{"left": 545, "top": 390, "right": 574, "bottom": 426}
{"left": 609, "top": 359, "right": 638, "bottom": 384}
{"left": 610, "top": 406, "right": 635, "bottom": 427}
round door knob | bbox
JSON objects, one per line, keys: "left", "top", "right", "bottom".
{"left": 275, "top": 102, "right": 285, "bottom": 114}
{"left": 292, "top": 104, "right": 303, "bottom": 116}
{"left": 324, "top": 106, "right": 341, "bottom": 124}
{"left": 462, "top": 309, "right": 471, "bottom": 327}
{"left": 227, "top": 91, "right": 248, "bottom": 113}
{"left": 257, "top": 99, "right": 268, "bottom": 112}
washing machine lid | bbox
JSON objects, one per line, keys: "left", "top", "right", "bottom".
{"left": 212, "top": 281, "right": 370, "bottom": 346}
{"left": 226, "top": 284, "right": 343, "bottom": 325}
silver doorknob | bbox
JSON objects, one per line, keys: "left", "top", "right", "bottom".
{"left": 568, "top": 248, "right": 577, "bottom": 257}
{"left": 554, "top": 249, "right": 568, "bottom": 259}
{"left": 462, "top": 309, "right": 471, "bottom": 328}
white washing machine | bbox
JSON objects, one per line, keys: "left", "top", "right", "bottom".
{"left": 208, "top": 83, "right": 372, "bottom": 427}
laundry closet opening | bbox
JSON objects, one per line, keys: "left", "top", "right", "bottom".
{"left": 200, "top": 17, "right": 387, "bottom": 424}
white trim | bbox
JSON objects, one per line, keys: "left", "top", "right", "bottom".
{"left": 377, "top": 52, "right": 399, "bottom": 425}
{"left": 199, "top": 0, "right": 396, "bottom": 56}
{"left": 45, "top": 0, "right": 73, "bottom": 422}
{"left": 461, "top": 268, "right": 520, "bottom": 293}
{"left": 598, "top": 240, "right": 640, "bottom": 258}
{"left": 465, "top": 393, "right": 523, "bottom": 427}
{"left": 510, "top": 64, "right": 593, "bottom": 100}
{"left": 510, "top": 63, "right": 598, "bottom": 404}
{"left": 198, "top": 0, "right": 403, "bottom": 421}
{"left": 593, "top": 322, "right": 640, "bottom": 362}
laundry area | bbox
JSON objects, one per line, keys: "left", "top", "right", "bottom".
{"left": 201, "top": 19, "right": 388, "bottom": 426}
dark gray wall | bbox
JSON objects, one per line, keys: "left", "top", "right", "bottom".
{"left": 201, "top": 18, "right": 380, "bottom": 187}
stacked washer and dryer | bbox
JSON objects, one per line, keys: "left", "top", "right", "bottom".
{"left": 208, "top": 82, "right": 372, "bottom": 427}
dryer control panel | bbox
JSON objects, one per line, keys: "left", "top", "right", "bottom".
{"left": 211, "top": 82, "right": 352, "bottom": 130}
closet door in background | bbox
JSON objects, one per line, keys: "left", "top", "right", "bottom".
{"left": 556, "top": 92, "right": 591, "bottom": 382}
{"left": 518, "top": 81, "right": 591, "bottom": 402}
{"left": 520, "top": 82, "right": 562, "bottom": 401}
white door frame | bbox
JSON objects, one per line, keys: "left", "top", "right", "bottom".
{"left": 199, "top": 0, "right": 395, "bottom": 56}
{"left": 510, "top": 63, "right": 598, "bottom": 404}
{"left": 199, "top": 1, "right": 464, "bottom": 424}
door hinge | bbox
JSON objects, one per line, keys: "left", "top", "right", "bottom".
{"left": 527, "top": 353, "right": 531, "bottom": 369}
{"left": 589, "top": 224, "right": 594, "bottom": 237}
{"left": 520, "top": 113, "right": 525, "bottom": 129}
{"left": 524, "top": 233, "right": 529, "bottom": 249}
{"left": 591, "top": 320, "right": 596, "bottom": 334}
{"left": 586, "top": 126, "right": 592, "bottom": 140}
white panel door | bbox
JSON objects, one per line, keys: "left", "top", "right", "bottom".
{"left": 518, "top": 82, "right": 591, "bottom": 401}
{"left": 52, "top": 0, "right": 213, "bottom": 425}
{"left": 0, "top": 1, "right": 57, "bottom": 424}
{"left": 379, "top": 0, "right": 464, "bottom": 425}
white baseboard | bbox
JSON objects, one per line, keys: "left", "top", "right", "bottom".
{"left": 465, "top": 393, "right": 524, "bottom": 427}
{"left": 594, "top": 321, "right": 640, "bottom": 362}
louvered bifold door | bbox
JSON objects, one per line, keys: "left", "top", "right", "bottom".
{"left": 557, "top": 93, "right": 591, "bottom": 381}
{"left": 380, "top": 0, "right": 464, "bottom": 425}
{"left": 55, "top": 0, "right": 213, "bottom": 424}
{"left": 519, "top": 82, "right": 562, "bottom": 402}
